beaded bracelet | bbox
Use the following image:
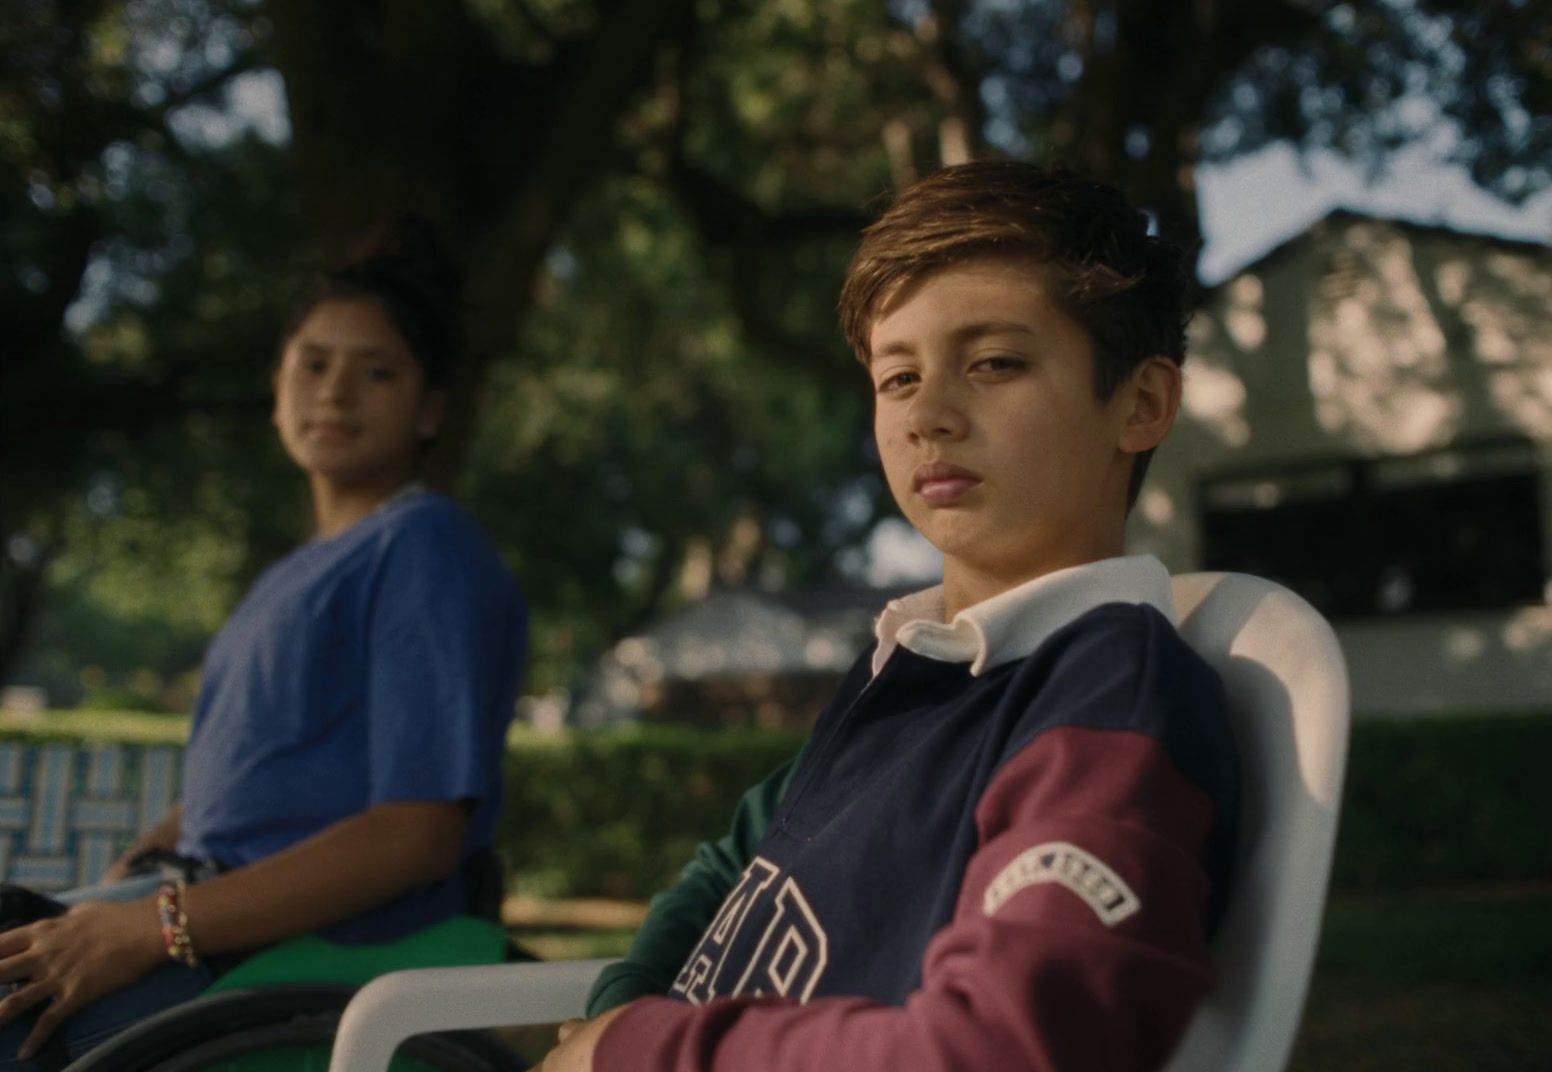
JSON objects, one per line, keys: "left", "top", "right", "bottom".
{"left": 155, "top": 880, "right": 199, "bottom": 969}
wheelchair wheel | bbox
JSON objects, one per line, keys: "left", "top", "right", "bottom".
{"left": 62, "top": 985, "right": 522, "bottom": 1072}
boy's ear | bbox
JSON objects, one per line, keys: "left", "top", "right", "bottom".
{"left": 1117, "top": 356, "right": 1181, "bottom": 455}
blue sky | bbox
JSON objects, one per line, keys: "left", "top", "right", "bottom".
{"left": 1197, "top": 142, "right": 1552, "bottom": 284}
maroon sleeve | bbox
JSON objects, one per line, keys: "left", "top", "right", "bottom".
{"left": 594, "top": 724, "right": 1220, "bottom": 1072}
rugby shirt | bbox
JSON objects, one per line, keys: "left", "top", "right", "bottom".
{"left": 595, "top": 555, "right": 1239, "bottom": 1071}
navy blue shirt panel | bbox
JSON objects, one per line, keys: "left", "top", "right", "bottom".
{"left": 700, "top": 602, "right": 1238, "bottom": 1006}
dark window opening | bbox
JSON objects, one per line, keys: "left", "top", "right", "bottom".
{"left": 1198, "top": 438, "right": 1546, "bottom": 618}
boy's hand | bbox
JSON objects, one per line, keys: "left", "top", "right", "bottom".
{"left": 0, "top": 898, "right": 166, "bottom": 1059}
{"left": 540, "top": 1004, "right": 630, "bottom": 1072}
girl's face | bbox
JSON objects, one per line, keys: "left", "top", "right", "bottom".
{"left": 272, "top": 298, "right": 446, "bottom": 494}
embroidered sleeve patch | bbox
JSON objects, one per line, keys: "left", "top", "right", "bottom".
{"left": 982, "top": 841, "right": 1141, "bottom": 926}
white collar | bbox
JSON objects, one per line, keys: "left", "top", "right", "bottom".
{"left": 871, "top": 554, "right": 1175, "bottom": 677}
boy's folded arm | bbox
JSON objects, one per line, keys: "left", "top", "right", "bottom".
{"left": 584, "top": 848, "right": 734, "bottom": 1013}
{"left": 593, "top": 724, "right": 1220, "bottom": 1072}
{"left": 586, "top": 748, "right": 806, "bottom": 1015}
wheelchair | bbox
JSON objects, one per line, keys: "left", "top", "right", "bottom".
{"left": 62, "top": 983, "right": 521, "bottom": 1071}
{"left": 59, "top": 853, "right": 532, "bottom": 1072}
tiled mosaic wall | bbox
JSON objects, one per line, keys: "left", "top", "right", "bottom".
{"left": 0, "top": 742, "right": 181, "bottom": 892}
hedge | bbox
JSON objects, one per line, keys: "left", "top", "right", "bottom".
{"left": 4, "top": 710, "right": 1547, "bottom": 899}
{"left": 500, "top": 714, "right": 1552, "bottom": 899}
{"left": 500, "top": 724, "right": 805, "bottom": 899}
{"left": 1328, "top": 712, "right": 1552, "bottom": 890}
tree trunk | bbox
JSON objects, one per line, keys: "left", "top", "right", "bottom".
{"left": 265, "top": 0, "right": 698, "bottom": 492}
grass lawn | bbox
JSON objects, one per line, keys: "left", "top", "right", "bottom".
{"left": 502, "top": 895, "right": 642, "bottom": 961}
{"left": 1290, "top": 885, "right": 1551, "bottom": 1070}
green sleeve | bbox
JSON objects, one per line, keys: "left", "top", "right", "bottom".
{"left": 584, "top": 745, "right": 805, "bottom": 1016}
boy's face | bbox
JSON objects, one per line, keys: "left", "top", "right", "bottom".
{"left": 868, "top": 257, "right": 1151, "bottom": 602}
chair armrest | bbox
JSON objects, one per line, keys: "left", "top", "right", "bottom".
{"left": 328, "top": 958, "right": 614, "bottom": 1072}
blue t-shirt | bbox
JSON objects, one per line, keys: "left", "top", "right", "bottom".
{"left": 178, "top": 491, "right": 526, "bottom": 942}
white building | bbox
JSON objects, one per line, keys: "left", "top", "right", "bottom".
{"left": 1134, "top": 211, "right": 1552, "bottom": 715}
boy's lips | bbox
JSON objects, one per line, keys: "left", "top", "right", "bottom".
{"left": 913, "top": 461, "right": 981, "bottom": 505}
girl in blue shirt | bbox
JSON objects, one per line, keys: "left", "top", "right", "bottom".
{"left": 0, "top": 218, "right": 526, "bottom": 1066}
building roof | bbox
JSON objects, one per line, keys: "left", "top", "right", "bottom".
{"left": 572, "top": 582, "right": 924, "bottom": 725}
{"left": 1218, "top": 207, "right": 1550, "bottom": 287}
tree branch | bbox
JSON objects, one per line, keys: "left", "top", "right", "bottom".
{"left": 150, "top": 48, "right": 267, "bottom": 121}
{"left": 922, "top": 0, "right": 989, "bottom": 164}
{"left": 654, "top": 27, "right": 869, "bottom": 385}
{"left": 434, "top": 0, "right": 701, "bottom": 488}
{"left": 663, "top": 156, "right": 868, "bottom": 385}
{"left": 508, "top": 0, "right": 564, "bottom": 50}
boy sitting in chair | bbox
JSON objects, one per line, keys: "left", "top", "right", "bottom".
{"left": 544, "top": 160, "right": 1240, "bottom": 1072}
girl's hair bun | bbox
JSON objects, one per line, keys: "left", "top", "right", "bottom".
{"left": 285, "top": 213, "right": 463, "bottom": 387}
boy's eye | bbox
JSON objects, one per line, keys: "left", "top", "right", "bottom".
{"left": 875, "top": 370, "right": 919, "bottom": 394}
{"left": 367, "top": 365, "right": 396, "bottom": 383}
{"left": 971, "top": 355, "right": 1027, "bottom": 374}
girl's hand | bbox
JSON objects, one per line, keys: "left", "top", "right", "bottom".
{"left": 97, "top": 854, "right": 137, "bottom": 885}
{"left": 100, "top": 804, "right": 182, "bottom": 885}
{"left": 539, "top": 1005, "right": 629, "bottom": 1072}
{"left": 0, "top": 898, "right": 166, "bottom": 1059}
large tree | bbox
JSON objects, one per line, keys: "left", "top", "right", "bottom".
{"left": 4, "top": 0, "right": 1548, "bottom": 695}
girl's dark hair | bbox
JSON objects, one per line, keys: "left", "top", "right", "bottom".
{"left": 282, "top": 214, "right": 462, "bottom": 388}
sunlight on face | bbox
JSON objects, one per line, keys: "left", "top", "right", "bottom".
{"left": 867, "top": 258, "right": 1137, "bottom": 604}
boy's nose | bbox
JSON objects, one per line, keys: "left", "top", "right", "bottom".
{"left": 905, "top": 382, "right": 968, "bottom": 441}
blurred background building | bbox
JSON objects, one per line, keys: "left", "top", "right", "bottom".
{"left": 1140, "top": 211, "right": 1552, "bottom": 716}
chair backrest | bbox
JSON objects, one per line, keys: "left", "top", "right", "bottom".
{"left": 1162, "top": 572, "right": 1350, "bottom": 1072}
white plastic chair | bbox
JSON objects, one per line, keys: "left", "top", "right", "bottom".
{"left": 1161, "top": 572, "right": 1349, "bottom": 1071}
{"left": 329, "top": 571, "right": 1349, "bottom": 1072}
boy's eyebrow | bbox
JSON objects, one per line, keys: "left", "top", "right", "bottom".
{"left": 952, "top": 319, "right": 1039, "bottom": 341}
{"left": 874, "top": 319, "right": 1038, "bottom": 358}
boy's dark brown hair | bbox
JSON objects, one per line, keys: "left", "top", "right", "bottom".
{"left": 838, "top": 159, "right": 1192, "bottom": 506}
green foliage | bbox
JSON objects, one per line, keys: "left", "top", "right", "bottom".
{"left": 76, "top": 687, "right": 173, "bottom": 714}
{"left": 2, "top": 0, "right": 308, "bottom": 694}
{"left": 446, "top": 1, "right": 926, "bottom": 690}
{"left": 6, "top": 710, "right": 1549, "bottom": 897}
{"left": 499, "top": 725, "right": 805, "bottom": 899}
{"left": 7, "top": 0, "right": 1552, "bottom": 721}
{"left": 1317, "top": 890, "right": 1552, "bottom": 985}
{"left": 0, "top": 710, "right": 190, "bottom": 745}
{"left": 21, "top": 483, "right": 265, "bottom": 706}
{"left": 1293, "top": 892, "right": 1552, "bottom": 1072}
{"left": 1331, "top": 713, "right": 1552, "bottom": 888}
{"left": 466, "top": 170, "right": 874, "bottom": 689}
{"left": 498, "top": 713, "right": 1552, "bottom": 900}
